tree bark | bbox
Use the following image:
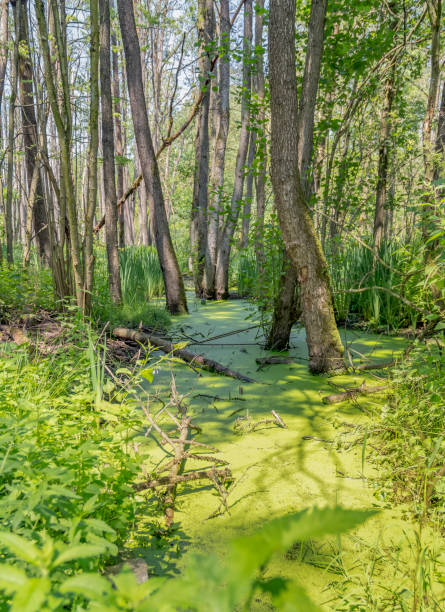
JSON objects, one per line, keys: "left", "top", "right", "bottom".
{"left": 111, "top": 1, "right": 125, "bottom": 247}
{"left": 267, "top": 0, "right": 327, "bottom": 351}
{"left": 190, "top": 0, "right": 214, "bottom": 296}
{"left": 422, "top": 0, "right": 442, "bottom": 241}
{"left": 100, "top": 0, "right": 122, "bottom": 303}
{"left": 84, "top": 0, "right": 100, "bottom": 313}
{"left": 269, "top": 0, "right": 344, "bottom": 373}
{"left": 203, "top": 0, "right": 230, "bottom": 298}
{"left": 117, "top": 0, "right": 187, "bottom": 313}
{"left": 373, "top": 5, "right": 397, "bottom": 251}
{"left": 241, "top": 130, "right": 256, "bottom": 249}
{"left": 0, "top": 0, "right": 8, "bottom": 109}
{"left": 215, "top": 0, "right": 252, "bottom": 299}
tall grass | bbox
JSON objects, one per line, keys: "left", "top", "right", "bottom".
{"left": 329, "top": 243, "right": 422, "bottom": 329}
{"left": 92, "top": 246, "right": 170, "bottom": 329}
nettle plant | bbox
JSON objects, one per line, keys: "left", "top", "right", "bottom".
{"left": 0, "top": 507, "right": 376, "bottom": 611}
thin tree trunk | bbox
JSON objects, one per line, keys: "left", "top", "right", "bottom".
{"left": 100, "top": 0, "right": 122, "bottom": 303}
{"left": 5, "top": 0, "right": 20, "bottom": 264}
{"left": 111, "top": 1, "right": 125, "bottom": 247}
{"left": 190, "top": 0, "right": 214, "bottom": 296}
{"left": 84, "top": 0, "right": 100, "bottom": 313}
{"left": 269, "top": 0, "right": 344, "bottom": 373}
{"left": 0, "top": 0, "right": 8, "bottom": 108}
{"left": 203, "top": 0, "right": 230, "bottom": 298}
{"left": 36, "top": 0, "right": 84, "bottom": 307}
{"left": 117, "top": 0, "right": 187, "bottom": 313}
{"left": 373, "top": 5, "right": 397, "bottom": 251}
{"left": 422, "top": 0, "right": 442, "bottom": 241}
{"left": 241, "top": 131, "right": 256, "bottom": 249}
{"left": 17, "top": 0, "right": 51, "bottom": 265}
{"left": 215, "top": 0, "right": 252, "bottom": 299}
{"left": 253, "top": 0, "right": 266, "bottom": 298}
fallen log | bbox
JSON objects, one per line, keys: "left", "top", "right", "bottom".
{"left": 113, "top": 327, "right": 255, "bottom": 383}
{"left": 133, "top": 467, "right": 232, "bottom": 492}
{"left": 322, "top": 384, "right": 389, "bottom": 404}
{"left": 256, "top": 356, "right": 294, "bottom": 366}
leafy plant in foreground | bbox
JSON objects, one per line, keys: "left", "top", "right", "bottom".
{"left": 0, "top": 506, "right": 376, "bottom": 611}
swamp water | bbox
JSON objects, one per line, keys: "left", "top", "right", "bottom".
{"left": 130, "top": 296, "right": 445, "bottom": 610}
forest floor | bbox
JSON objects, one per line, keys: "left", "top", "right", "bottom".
{"left": 122, "top": 296, "right": 445, "bottom": 610}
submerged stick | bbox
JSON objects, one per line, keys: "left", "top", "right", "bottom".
{"left": 113, "top": 327, "right": 255, "bottom": 383}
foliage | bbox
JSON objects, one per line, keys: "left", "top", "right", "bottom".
{"left": 0, "top": 505, "right": 375, "bottom": 611}
{"left": 0, "top": 260, "right": 54, "bottom": 314}
{"left": 92, "top": 246, "right": 170, "bottom": 329}
{"left": 373, "top": 336, "right": 445, "bottom": 520}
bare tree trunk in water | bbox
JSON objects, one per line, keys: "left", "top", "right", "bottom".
{"left": 215, "top": 0, "right": 252, "bottom": 299}
{"left": 203, "top": 0, "right": 230, "bottom": 298}
{"left": 269, "top": 0, "right": 344, "bottom": 373}
{"left": 100, "top": 0, "right": 122, "bottom": 303}
{"left": 373, "top": 5, "right": 397, "bottom": 251}
{"left": 190, "top": 0, "right": 214, "bottom": 296}
{"left": 117, "top": 0, "right": 187, "bottom": 313}
{"left": 241, "top": 130, "right": 256, "bottom": 249}
{"left": 267, "top": 0, "right": 327, "bottom": 351}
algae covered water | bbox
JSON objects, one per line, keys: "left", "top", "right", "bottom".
{"left": 135, "top": 297, "right": 444, "bottom": 609}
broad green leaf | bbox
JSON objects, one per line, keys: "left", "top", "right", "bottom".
{"left": 11, "top": 577, "right": 50, "bottom": 612}
{"left": 53, "top": 543, "right": 108, "bottom": 567}
{"left": 60, "top": 573, "right": 112, "bottom": 600}
{"left": 0, "top": 564, "right": 27, "bottom": 593}
{"left": 140, "top": 368, "right": 154, "bottom": 383}
{"left": 0, "top": 532, "right": 41, "bottom": 565}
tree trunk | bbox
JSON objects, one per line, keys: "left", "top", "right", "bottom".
{"left": 203, "top": 0, "right": 230, "bottom": 299}
{"left": 190, "top": 0, "right": 214, "bottom": 296}
{"left": 422, "top": 0, "right": 442, "bottom": 241}
{"left": 253, "top": 0, "right": 266, "bottom": 300}
{"left": 100, "top": 0, "right": 122, "bottom": 303}
{"left": 111, "top": 1, "right": 125, "bottom": 248}
{"left": 215, "top": 0, "right": 252, "bottom": 299}
{"left": 265, "top": 262, "right": 301, "bottom": 350}
{"left": 241, "top": 130, "right": 256, "bottom": 249}
{"left": 5, "top": 0, "right": 20, "bottom": 264}
{"left": 0, "top": 0, "right": 8, "bottom": 108}
{"left": 373, "top": 5, "right": 397, "bottom": 251}
{"left": 84, "top": 0, "right": 100, "bottom": 313}
{"left": 269, "top": 0, "right": 344, "bottom": 373}
{"left": 117, "top": 0, "right": 187, "bottom": 314}
{"left": 267, "top": 0, "right": 327, "bottom": 351}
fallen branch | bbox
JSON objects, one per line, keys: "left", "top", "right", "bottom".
{"left": 134, "top": 467, "right": 232, "bottom": 492}
{"left": 322, "top": 384, "right": 389, "bottom": 404}
{"left": 354, "top": 360, "right": 395, "bottom": 371}
{"left": 113, "top": 327, "right": 255, "bottom": 383}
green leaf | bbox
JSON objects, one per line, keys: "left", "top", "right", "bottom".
{"left": 0, "top": 532, "right": 41, "bottom": 565}
{"left": 11, "top": 577, "right": 50, "bottom": 612}
{"left": 60, "top": 573, "right": 112, "bottom": 600}
{"left": 435, "top": 321, "right": 445, "bottom": 330}
{"left": 140, "top": 368, "right": 154, "bottom": 383}
{"left": 53, "top": 543, "right": 108, "bottom": 567}
{"left": 0, "top": 564, "right": 27, "bottom": 594}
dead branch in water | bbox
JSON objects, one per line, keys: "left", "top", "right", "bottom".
{"left": 113, "top": 327, "right": 255, "bottom": 383}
